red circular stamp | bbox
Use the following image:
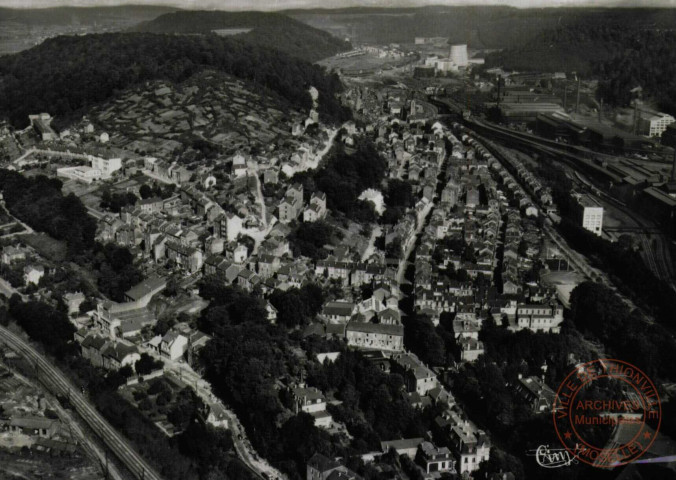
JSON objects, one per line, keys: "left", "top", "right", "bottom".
{"left": 553, "top": 359, "right": 661, "bottom": 468}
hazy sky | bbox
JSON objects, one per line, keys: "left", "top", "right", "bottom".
{"left": 2, "top": 0, "right": 676, "bottom": 9}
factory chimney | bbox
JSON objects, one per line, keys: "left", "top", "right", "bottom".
{"left": 633, "top": 102, "right": 641, "bottom": 136}
{"left": 575, "top": 77, "right": 581, "bottom": 114}
{"left": 496, "top": 75, "right": 502, "bottom": 107}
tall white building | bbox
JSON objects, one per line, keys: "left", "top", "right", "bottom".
{"left": 90, "top": 156, "right": 122, "bottom": 179}
{"left": 578, "top": 195, "right": 603, "bottom": 236}
{"left": 449, "top": 44, "right": 469, "bottom": 67}
{"left": 638, "top": 110, "right": 676, "bottom": 138}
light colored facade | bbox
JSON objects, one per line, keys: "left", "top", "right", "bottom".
{"left": 578, "top": 195, "right": 603, "bottom": 236}
{"left": 292, "top": 386, "right": 327, "bottom": 414}
{"left": 638, "top": 111, "right": 675, "bottom": 138}
{"left": 417, "top": 442, "right": 456, "bottom": 475}
{"left": 23, "top": 265, "right": 44, "bottom": 285}
{"left": 90, "top": 156, "right": 122, "bottom": 179}
{"left": 449, "top": 44, "right": 468, "bottom": 67}
{"left": 219, "top": 213, "right": 244, "bottom": 242}
{"left": 345, "top": 322, "right": 404, "bottom": 352}
{"left": 511, "top": 303, "right": 564, "bottom": 333}
{"left": 160, "top": 332, "right": 189, "bottom": 360}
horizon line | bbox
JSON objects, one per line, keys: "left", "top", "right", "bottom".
{"left": 2, "top": 2, "right": 676, "bottom": 12}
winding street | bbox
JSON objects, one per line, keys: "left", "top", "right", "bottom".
{"left": 159, "top": 358, "right": 286, "bottom": 480}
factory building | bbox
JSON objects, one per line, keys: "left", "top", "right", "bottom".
{"left": 638, "top": 110, "right": 676, "bottom": 138}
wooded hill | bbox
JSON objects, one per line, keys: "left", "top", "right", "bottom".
{"left": 0, "top": 32, "right": 350, "bottom": 128}
{"left": 485, "top": 24, "right": 676, "bottom": 113}
{"left": 130, "top": 11, "right": 351, "bottom": 62}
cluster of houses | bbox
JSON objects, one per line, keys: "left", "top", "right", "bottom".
{"left": 303, "top": 347, "right": 491, "bottom": 479}
{"left": 291, "top": 96, "right": 569, "bottom": 478}
{"left": 412, "top": 128, "right": 565, "bottom": 365}
{"left": 367, "top": 350, "right": 491, "bottom": 477}
{"left": 481, "top": 137, "right": 556, "bottom": 215}
{"left": 277, "top": 183, "right": 328, "bottom": 225}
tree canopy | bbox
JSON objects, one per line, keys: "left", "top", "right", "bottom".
{"left": 0, "top": 32, "right": 351, "bottom": 128}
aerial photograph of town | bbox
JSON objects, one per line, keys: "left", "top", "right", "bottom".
{"left": 0, "top": 0, "right": 674, "bottom": 478}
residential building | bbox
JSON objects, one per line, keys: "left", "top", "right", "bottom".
{"left": 28, "top": 113, "right": 57, "bottom": 141}
{"left": 307, "top": 454, "right": 362, "bottom": 480}
{"left": 304, "top": 192, "right": 328, "bottom": 222}
{"left": 23, "top": 265, "right": 44, "bottom": 286}
{"left": 416, "top": 441, "right": 456, "bottom": 475}
{"left": 512, "top": 303, "right": 564, "bottom": 333}
{"left": 459, "top": 337, "right": 484, "bottom": 362}
{"left": 514, "top": 375, "right": 556, "bottom": 413}
{"left": 100, "top": 342, "right": 141, "bottom": 370}
{"left": 218, "top": 212, "right": 244, "bottom": 242}
{"left": 381, "top": 438, "right": 424, "bottom": 458}
{"left": 1, "top": 246, "right": 26, "bottom": 265}
{"left": 391, "top": 352, "right": 438, "bottom": 396}
{"left": 292, "top": 386, "right": 327, "bottom": 414}
{"left": 91, "top": 156, "right": 122, "bottom": 179}
{"left": 63, "top": 292, "right": 86, "bottom": 315}
{"left": 93, "top": 300, "right": 155, "bottom": 338}
{"left": 444, "top": 415, "right": 491, "bottom": 475}
{"left": 321, "top": 301, "right": 357, "bottom": 323}
{"left": 278, "top": 183, "right": 305, "bottom": 224}
{"left": 345, "top": 321, "right": 404, "bottom": 352}
{"left": 159, "top": 331, "right": 189, "bottom": 360}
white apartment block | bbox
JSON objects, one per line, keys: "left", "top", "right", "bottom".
{"left": 578, "top": 195, "right": 603, "bottom": 236}
{"left": 90, "top": 156, "right": 122, "bottom": 179}
{"left": 638, "top": 111, "right": 675, "bottom": 138}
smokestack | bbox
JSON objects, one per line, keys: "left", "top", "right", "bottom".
{"left": 634, "top": 102, "right": 641, "bottom": 136}
{"left": 497, "top": 75, "right": 502, "bottom": 107}
{"left": 575, "top": 77, "right": 581, "bottom": 114}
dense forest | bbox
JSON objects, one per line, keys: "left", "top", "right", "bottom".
{"left": 131, "top": 11, "right": 351, "bottom": 62}
{"left": 0, "top": 32, "right": 350, "bottom": 128}
{"left": 0, "top": 171, "right": 95, "bottom": 254}
{"left": 486, "top": 24, "right": 676, "bottom": 113}
{"left": 292, "top": 6, "right": 676, "bottom": 49}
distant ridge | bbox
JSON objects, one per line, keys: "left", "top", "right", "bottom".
{"left": 289, "top": 6, "right": 676, "bottom": 49}
{"left": 131, "top": 10, "right": 351, "bottom": 62}
{"left": 0, "top": 5, "right": 179, "bottom": 25}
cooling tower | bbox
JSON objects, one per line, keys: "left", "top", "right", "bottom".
{"left": 449, "top": 44, "right": 468, "bottom": 67}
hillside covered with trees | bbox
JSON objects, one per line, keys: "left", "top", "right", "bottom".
{"left": 291, "top": 6, "right": 676, "bottom": 49}
{"left": 131, "top": 11, "right": 351, "bottom": 62}
{"left": 486, "top": 24, "right": 676, "bottom": 113}
{"left": 0, "top": 32, "right": 350, "bottom": 128}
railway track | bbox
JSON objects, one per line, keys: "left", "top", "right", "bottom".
{"left": 0, "top": 326, "right": 163, "bottom": 480}
{"left": 468, "top": 117, "right": 676, "bottom": 284}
